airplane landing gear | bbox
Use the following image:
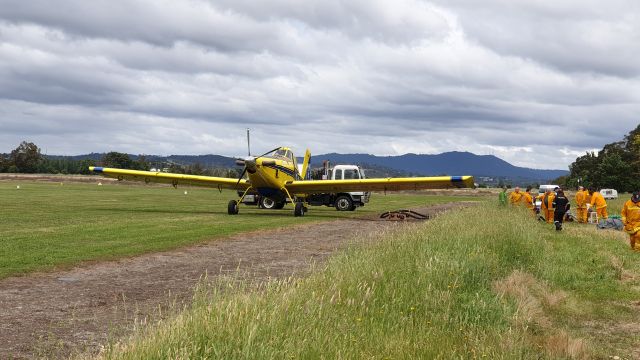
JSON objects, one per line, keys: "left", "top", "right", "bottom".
{"left": 294, "top": 202, "right": 306, "bottom": 217}
{"left": 228, "top": 200, "right": 239, "bottom": 215}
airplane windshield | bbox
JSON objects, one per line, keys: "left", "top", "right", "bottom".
{"left": 271, "top": 148, "right": 294, "bottom": 162}
{"left": 274, "top": 149, "right": 287, "bottom": 158}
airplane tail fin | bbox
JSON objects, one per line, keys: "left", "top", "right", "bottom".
{"left": 300, "top": 149, "right": 311, "bottom": 180}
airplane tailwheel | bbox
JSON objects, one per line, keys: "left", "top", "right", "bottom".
{"left": 228, "top": 200, "right": 239, "bottom": 215}
{"left": 294, "top": 202, "right": 305, "bottom": 217}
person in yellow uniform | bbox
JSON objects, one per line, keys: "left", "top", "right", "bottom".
{"left": 584, "top": 188, "right": 594, "bottom": 222}
{"left": 622, "top": 192, "right": 640, "bottom": 251}
{"left": 540, "top": 189, "right": 556, "bottom": 223}
{"left": 509, "top": 186, "right": 523, "bottom": 205}
{"left": 575, "top": 186, "right": 588, "bottom": 223}
{"left": 521, "top": 186, "right": 535, "bottom": 214}
{"left": 589, "top": 187, "right": 608, "bottom": 220}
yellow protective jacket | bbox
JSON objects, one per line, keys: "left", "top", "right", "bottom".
{"left": 509, "top": 191, "right": 523, "bottom": 205}
{"left": 541, "top": 192, "right": 555, "bottom": 210}
{"left": 584, "top": 192, "right": 592, "bottom": 207}
{"left": 575, "top": 190, "right": 587, "bottom": 209}
{"left": 521, "top": 192, "right": 534, "bottom": 209}
{"left": 590, "top": 192, "right": 607, "bottom": 209}
{"left": 621, "top": 200, "right": 640, "bottom": 234}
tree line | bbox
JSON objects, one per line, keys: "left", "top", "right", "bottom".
{"left": 0, "top": 142, "right": 239, "bottom": 177}
{"left": 561, "top": 124, "right": 640, "bottom": 192}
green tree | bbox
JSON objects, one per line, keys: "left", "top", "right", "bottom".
{"left": 552, "top": 175, "right": 568, "bottom": 188}
{"left": 188, "top": 163, "right": 205, "bottom": 175}
{"left": 134, "top": 154, "right": 150, "bottom": 171}
{"left": 0, "top": 154, "right": 8, "bottom": 172}
{"left": 10, "top": 141, "right": 42, "bottom": 173}
{"left": 595, "top": 152, "right": 636, "bottom": 191}
{"left": 168, "top": 163, "right": 185, "bottom": 174}
{"left": 77, "top": 159, "right": 96, "bottom": 174}
{"left": 102, "top": 152, "right": 133, "bottom": 169}
{"left": 566, "top": 123, "right": 640, "bottom": 192}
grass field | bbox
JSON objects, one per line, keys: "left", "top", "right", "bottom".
{"left": 97, "top": 202, "right": 640, "bottom": 359}
{"left": 0, "top": 180, "right": 477, "bottom": 279}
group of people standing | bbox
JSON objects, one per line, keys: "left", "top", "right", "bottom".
{"left": 499, "top": 185, "right": 640, "bottom": 252}
{"left": 499, "top": 186, "right": 607, "bottom": 231}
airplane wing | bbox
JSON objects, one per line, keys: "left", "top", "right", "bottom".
{"left": 284, "top": 175, "right": 474, "bottom": 193}
{"left": 89, "top": 167, "right": 250, "bottom": 190}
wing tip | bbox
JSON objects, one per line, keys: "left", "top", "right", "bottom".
{"left": 451, "top": 175, "right": 475, "bottom": 188}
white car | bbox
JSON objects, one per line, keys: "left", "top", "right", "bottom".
{"left": 600, "top": 188, "right": 618, "bottom": 200}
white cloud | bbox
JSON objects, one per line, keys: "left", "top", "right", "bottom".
{"left": 0, "top": 0, "right": 639, "bottom": 170}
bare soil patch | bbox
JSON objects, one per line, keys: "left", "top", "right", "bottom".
{"left": 0, "top": 202, "right": 471, "bottom": 359}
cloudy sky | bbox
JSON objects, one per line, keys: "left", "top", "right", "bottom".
{"left": 1, "top": 0, "right": 639, "bottom": 170}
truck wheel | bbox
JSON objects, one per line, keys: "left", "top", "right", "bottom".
{"left": 294, "top": 202, "right": 305, "bottom": 217}
{"left": 260, "top": 197, "right": 277, "bottom": 209}
{"left": 335, "top": 195, "right": 353, "bottom": 211}
{"left": 227, "top": 200, "right": 239, "bottom": 215}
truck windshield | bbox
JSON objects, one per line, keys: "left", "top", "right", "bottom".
{"left": 343, "top": 169, "right": 360, "bottom": 179}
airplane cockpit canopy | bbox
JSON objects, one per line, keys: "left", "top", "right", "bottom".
{"left": 272, "top": 148, "right": 294, "bottom": 162}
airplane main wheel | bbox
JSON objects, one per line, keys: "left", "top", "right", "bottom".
{"left": 335, "top": 196, "right": 353, "bottom": 211}
{"left": 294, "top": 202, "right": 306, "bottom": 217}
{"left": 260, "top": 197, "right": 277, "bottom": 209}
{"left": 228, "top": 200, "right": 239, "bottom": 215}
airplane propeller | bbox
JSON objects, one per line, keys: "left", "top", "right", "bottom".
{"left": 234, "top": 147, "right": 281, "bottom": 188}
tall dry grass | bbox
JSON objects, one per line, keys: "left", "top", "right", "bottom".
{"left": 95, "top": 203, "right": 640, "bottom": 359}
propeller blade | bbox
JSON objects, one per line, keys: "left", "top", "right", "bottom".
{"left": 235, "top": 159, "right": 246, "bottom": 166}
{"left": 235, "top": 167, "right": 247, "bottom": 189}
{"left": 246, "top": 128, "right": 251, "bottom": 157}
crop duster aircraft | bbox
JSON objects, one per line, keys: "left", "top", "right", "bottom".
{"left": 89, "top": 147, "right": 474, "bottom": 217}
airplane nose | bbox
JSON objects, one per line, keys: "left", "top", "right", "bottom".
{"left": 245, "top": 158, "right": 257, "bottom": 173}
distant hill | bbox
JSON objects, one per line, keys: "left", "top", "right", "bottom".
{"left": 312, "top": 152, "right": 568, "bottom": 183}
{"left": 60, "top": 153, "right": 236, "bottom": 168}
{"left": 63, "top": 151, "right": 567, "bottom": 183}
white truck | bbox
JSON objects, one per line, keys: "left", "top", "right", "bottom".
{"left": 240, "top": 163, "right": 370, "bottom": 211}
{"left": 305, "top": 164, "right": 371, "bottom": 211}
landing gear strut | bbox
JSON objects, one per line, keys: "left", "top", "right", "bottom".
{"left": 228, "top": 187, "right": 252, "bottom": 215}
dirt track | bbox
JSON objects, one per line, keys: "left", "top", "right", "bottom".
{"left": 0, "top": 202, "right": 471, "bottom": 359}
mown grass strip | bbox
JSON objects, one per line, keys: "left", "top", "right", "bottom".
{"left": 97, "top": 204, "right": 640, "bottom": 359}
{"left": 0, "top": 181, "right": 477, "bottom": 278}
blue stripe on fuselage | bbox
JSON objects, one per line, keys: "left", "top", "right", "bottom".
{"left": 264, "top": 164, "right": 296, "bottom": 177}
{"left": 451, "top": 176, "right": 463, "bottom": 182}
{"left": 93, "top": 167, "right": 104, "bottom": 173}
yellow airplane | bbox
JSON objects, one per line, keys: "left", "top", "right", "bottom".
{"left": 89, "top": 147, "right": 474, "bottom": 216}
